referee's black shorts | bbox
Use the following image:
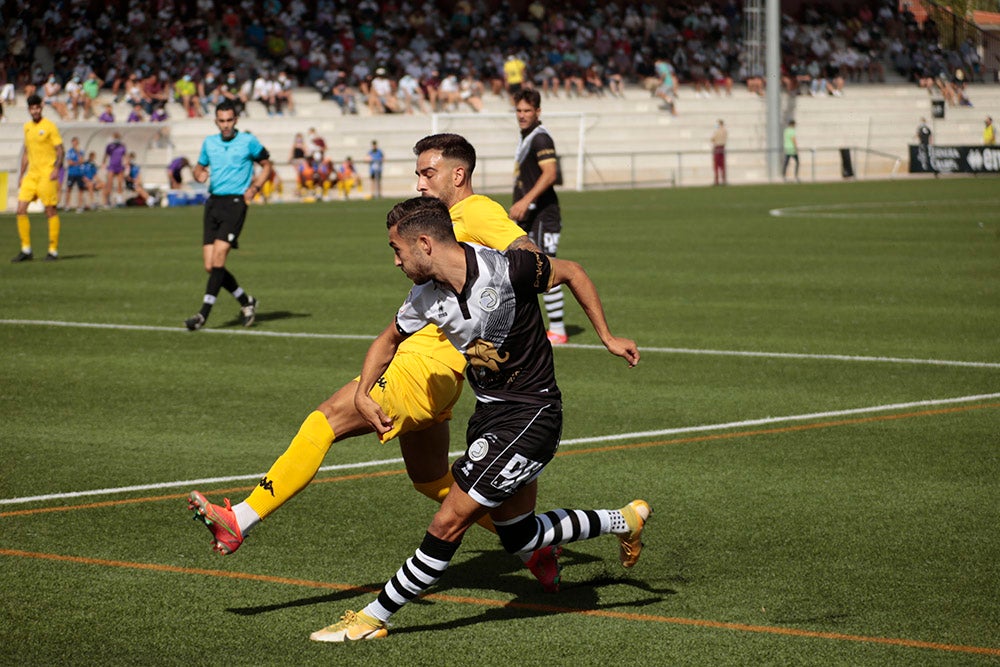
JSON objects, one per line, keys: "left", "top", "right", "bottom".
{"left": 203, "top": 194, "right": 248, "bottom": 248}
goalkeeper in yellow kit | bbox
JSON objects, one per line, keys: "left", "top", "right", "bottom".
{"left": 12, "top": 94, "right": 64, "bottom": 263}
{"left": 189, "top": 134, "right": 562, "bottom": 591}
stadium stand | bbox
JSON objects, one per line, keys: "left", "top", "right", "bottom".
{"left": 1, "top": 0, "right": 998, "bottom": 209}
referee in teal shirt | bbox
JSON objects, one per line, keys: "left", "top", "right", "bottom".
{"left": 185, "top": 100, "right": 273, "bottom": 330}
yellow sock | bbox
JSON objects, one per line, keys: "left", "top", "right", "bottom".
{"left": 414, "top": 472, "right": 496, "bottom": 533}
{"left": 246, "top": 411, "right": 335, "bottom": 519}
{"left": 48, "top": 215, "right": 60, "bottom": 254}
{"left": 16, "top": 215, "right": 30, "bottom": 251}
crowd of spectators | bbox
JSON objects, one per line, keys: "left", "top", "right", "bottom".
{"left": 0, "top": 0, "right": 991, "bottom": 124}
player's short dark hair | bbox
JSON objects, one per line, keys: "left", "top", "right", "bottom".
{"left": 413, "top": 133, "right": 476, "bottom": 175}
{"left": 513, "top": 89, "right": 541, "bottom": 109}
{"left": 26, "top": 94, "right": 42, "bottom": 107}
{"left": 216, "top": 100, "right": 237, "bottom": 116}
{"left": 386, "top": 197, "right": 456, "bottom": 243}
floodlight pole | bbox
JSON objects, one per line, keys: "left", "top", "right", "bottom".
{"left": 766, "top": 0, "right": 782, "bottom": 180}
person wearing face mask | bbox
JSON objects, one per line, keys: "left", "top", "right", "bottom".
{"left": 42, "top": 73, "right": 70, "bottom": 120}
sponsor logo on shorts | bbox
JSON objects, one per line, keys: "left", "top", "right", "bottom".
{"left": 491, "top": 453, "right": 543, "bottom": 492}
{"left": 228, "top": 233, "right": 236, "bottom": 242}
{"left": 468, "top": 437, "right": 489, "bottom": 461}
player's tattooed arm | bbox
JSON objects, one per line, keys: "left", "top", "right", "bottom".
{"left": 506, "top": 234, "right": 541, "bottom": 253}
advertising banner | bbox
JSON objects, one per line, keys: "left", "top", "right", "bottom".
{"left": 909, "top": 145, "right": 1000, "bottom": 174}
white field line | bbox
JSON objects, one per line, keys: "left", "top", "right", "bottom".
{"left": 768, "top": 198, "right": 1000, "bottom": 219}
{"left": 2, "top": 319, "right": 998, "bottom": 369}
{"left": 2, "top": 392, "right": 998, "bottom": 507}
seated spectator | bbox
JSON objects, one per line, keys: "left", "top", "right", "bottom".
{"left": 438, "top": 72, "right": 461, "bottom": 111}
{"left": 174, "top": 74, "right": 202, "bottom": 118}
{"left": 584, "top": 64, "right": 606, "bottom": 97}
{"left": 81, "top": 72, "right": 102, "bottom": 119}
{"left": 326, "top": 72, "right": 359, "bottom": 115}
{"left": 124, "top": 73, "right": 147, "bottom": 108}
{"left": 397, "top": 72, "right": 428, "bottom": 114}
{"left": 605, "top": 61, "right": 625, "bottom": 97}
{"left": 42, "top": 74, "right": 71, "bottom": 120}
{"left": 127, "top": 104, "right": 145, "bottom": 123}
{"left": 220, "top": 73, "right": 248, "bottom": 117}
{"left": 199, "top": 72, "right": 224, "bottom": 114}
{"left": 458, "top": 70, "right": 484, "bottom": 111}
{"left": 421, "top": 69, "right": 442, "bottom": 112}
{"left": 252, "top": 71, "right": 279, "bottom": 115}
{"left": 297, "top": 153, "right": 320, "bottom": 199}
{"left": 709, "top": 64, "right": 732, "bottom": 96}
{"left": 534, "top": 63, "right": 560, "bottom": 98}
{"left": 561, "top": 58, "right": 585, "bottom": 97}
{"left": 335, "top": 156, "right": 361, "bottom": 200}
{"left": 64, "top": 75, "right": 85, "bottom": 119}
{"left": 124, "top": 152, "right": 154, "bottom": 205}
{"left": 141, "top": 72, "right": 170, "bottom": 116}
{"left": 316, "top": 155, "right": 338, "bottom": 199}
{"left": 368, "top": 67, "right": 399, "bottom": 113}
{"left": 275, "top": 71, "right": 296, "bottom": 115}
{"left": 98, "top": 104, "right": 115, "bottom": 123}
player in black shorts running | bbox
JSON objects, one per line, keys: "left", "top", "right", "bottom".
{"left": 310, "top": 196, "right": 649, "bottom": 642}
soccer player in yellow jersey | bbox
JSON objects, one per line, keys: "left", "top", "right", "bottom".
{"left": 189, "top": 134, "right": 562, "bottom": 591}
{"left": 12, "top": 94, "right": 64, "bottom": 262}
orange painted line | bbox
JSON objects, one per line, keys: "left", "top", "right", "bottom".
{"left": 557, "top": 402, "right": 1000, "bottom": 458}
{"left": 3, "top": 403, "right": 997, "bottom": 519}
{"left": 1, "top": 547, "right": 998, "bottom": 657}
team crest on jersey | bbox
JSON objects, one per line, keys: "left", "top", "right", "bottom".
{"left": 478, "top": 287, "right": 500, "bottom": 312}
{"left": 466, "top": 338, "right": 509, "bottom": 371}
{"left": 468, "top": 437, "right": 490, "bottom": 461}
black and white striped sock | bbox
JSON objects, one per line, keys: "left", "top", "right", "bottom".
{"left": 364, "top": 532, "right": 460, "bottom": 622}
{"left": 543, "top": 285, "right": 566, "bottom": 335}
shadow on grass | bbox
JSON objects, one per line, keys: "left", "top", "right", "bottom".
{"left": 226, "top": 546, "right": 676, "bottom": 632}
{"left": 227, "top": 584, "right": 383, "bottom": 616}
{"left": 218, "top": 310, "right": 312, "bottom": 327}
{"left": 31, "top": 253, "right": 98, "bottom": 262}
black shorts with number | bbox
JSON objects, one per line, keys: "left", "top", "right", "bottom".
{"left": 520, "top": 204, "right": 561, "bottom": 256}
{"left": 203, "top": 195, "right": 248, "bottom": 248}
{"left": 452, "top": 400, "right": 563, "bottom": 508}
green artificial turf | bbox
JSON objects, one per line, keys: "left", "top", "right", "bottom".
{"left": 1, "top": 178, "right": 998, "bottom": 665}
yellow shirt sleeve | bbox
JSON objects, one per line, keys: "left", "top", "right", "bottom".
{"left": 450, "top": 195, "right": 524, "bottom": 249}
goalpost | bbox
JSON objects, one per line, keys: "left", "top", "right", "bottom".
{"left": 428, "top": 112, "right": 589, "bottom": 193}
